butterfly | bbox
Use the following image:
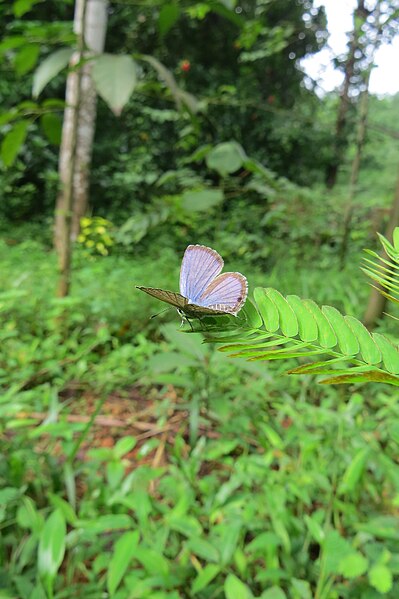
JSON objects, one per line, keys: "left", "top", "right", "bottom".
{"left": 137, "top": 244, "right": 248, "bottom": 318}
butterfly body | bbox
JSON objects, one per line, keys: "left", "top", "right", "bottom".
{"left": 137, "top": 245, "right": 247, "bottom": 317}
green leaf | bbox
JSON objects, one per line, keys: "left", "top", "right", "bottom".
{"left": 181, "top": 188, "right": 224, "bottom": 212}
{"left": 260, "top": 587, "right": 287, "bottom": 599}
{"left": 290, "top": 578, "right": 311, "bottom": 599}
{"left": 289, "top": 356, "right": 347, "bottom": 375}
{"left": 206, "top": 141, "right": 246, "bottom": 176}
{"left": 322, "top": 306, "right": 359, "bottom": 356}
{"left": 186, "top": 537, "right": 220, "bottom": 563}
{"left": 37, "top": 510, "right": 66, "bottom": 582}
{"left": 76, "top": 514, "right": 133, "bottom": 533}
{"left": 337, "top": 552, "right": 368, "bottom": 578}
{"left": 286, "top": 295, "right": 318, "bottom": 342}
{"left": 0, "top": 487, "right": 20, "bottom": 505}
{"left": 266, "top": 288, "right": 298, "bottom": 337}
{"left": 372, "top": 333, "right": 399, "bottom": 374}
{"left": 241, "top": 300, "right": 262, "bottom": 328}
{"left": 40, "top": 113, "right": 62, "bottom": 145}
{"left": 321, "top": 371, "right": 399, "bottom": 386}
{"left": 17, "top": 496, "right": 43, "bottom": 534}
{"left": 107, "top": 531, "right": 139, "bottom": 595}
{"left": 261, "top": 423, "right": 283, "bottom": 449}
{"left": 113, "top": 435, "right": 137, "bottom": 458}
{"left": 322, "top": 530, "right": 353, "bottom": 575}
{"left": 93, "top": 54, "right": 137, "bottom": 116}
{"left": 133, "top": 547, "right": 170, "bottom": 576}
{"left": 219, "top": 521, "right": 242, "bottom": 565}
{"left": 355, "top": 516, "right": 399, "bottom": 540}
{"left": 191, "top": 564, "right": 220, "bottom": 594}
{"left": 48, "top": 493, "right": 77, "bottom": 525}
{"left": 369, "top": 563, "right": 393, "bottom": 593}
{"left": 13, "top": 0, "right": 42, "bottom": 17}
{"left": 33, "top": 48, "right": 73, "bottom": 97}
{"left": 1, "top": 120, "right": 29, "bottom": 167}
{"left": 224, "top": 574, "right": 253, "bottom": 599}
{"left": 253, "top": 287, "right": 279, "bottom": 332}
{"left": 0, "top": 110, "right": 18, "bottom": 126}
{"left": 304, "top": 515, "right": 325, "bottom": 544}
{"left": 302, "top": 299, "right": 337, "bottom": 348}
{"left": 168, "top": 515, "right": 203, "bottom": 537}
{"left": 15, "top": 44, "right": 40, "bottom": 76}
{"left": 345, "top": 316, "right": 382, "bottom": 365}
{"left": 393, "top": 226, "right": 399, "bottom": 250}
{"left": 158, "top": 3, "right": 181, "bottom": 36}
{"left": 338, "top": 448, "right": 369, "bottom": 494}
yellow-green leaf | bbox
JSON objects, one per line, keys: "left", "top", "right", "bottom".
{"left": 93, "top": 54, "right": 137, "bottom": 116}
{"left": 107, "top": 531, "right": 139, "bottom": 595}
{"left": 369, "top": 563, "right": 393, "bottom": 593}
{"left": 224, "top": 573, "right": 252, "bottom": 599}
{"left": 286, "top": 295, "right": 318, "bottom": 342}
{"left": 372, "top": 333, "right": 399, "bottom": 374}
{"left": 33, "top": 47, "right": 73, "bottom": 97}
{"left": 266, "top": 288, "right": 298, "bottom": 337}
{"left": 322, "top": 306, "right": 359, "bottom": 356}
{"left": 191, "top": 564, "right": 220, "bottom": 594}
{"left": 1, "top": 120, "right": 29, "bottom": 167}
{"left": 38, "top": 509, "right": 66, "bottom": 581}
{"left": 345, "top": 315, "right": 381, "bottom": 365}
{"left": 302, "top": 299, "right": 337, "bottom": 348}
{"left": 254, "top": 287, "right": 279, "bottom": 332}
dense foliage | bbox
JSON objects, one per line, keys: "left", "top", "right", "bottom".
{"left": 1, "top": 237, "right": 399, "bottom": 598}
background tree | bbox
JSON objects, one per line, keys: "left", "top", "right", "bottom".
{"left": 325, "top": 0, "right": 368, "bottom": 189}
{"left": 54, "top": 0, "right": 108, "bottom": 256}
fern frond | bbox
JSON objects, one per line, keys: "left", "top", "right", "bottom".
{"left": 362, "top": 230, "right": 399, "bottom": 304}
{"left": 190, "top": 287, "right": 399, "bottom": 386}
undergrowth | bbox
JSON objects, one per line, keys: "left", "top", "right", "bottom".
{"left": 1, "top": 235, "right": 399, "bottom": 598}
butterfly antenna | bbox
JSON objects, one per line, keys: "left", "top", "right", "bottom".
{"left": 150, "top": 307, "right": 172, "bottom": 319}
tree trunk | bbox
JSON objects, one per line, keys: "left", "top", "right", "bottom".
{"left": 339, "top": 66, "right": 371, "bottom": 269}
{"left": 325, "top": 0, "right": 366, "bottom": 189}
{"left": 363, "top": 168, "right": 399, "bottom": 329}
{"left": 56, "top": 0, "right": 86, "bottom": 297}
{"left": 71, "top": 0, "right": 108, "bottom": 240}
{"left": 55, "top": 0, "right": 108, "bottom": 255}
{"left": 338, "top": 0, "right": 383, "bottom": 269}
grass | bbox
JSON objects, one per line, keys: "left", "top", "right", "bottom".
{"left": 1, "top": 234, "right": 399, "bottom": 598}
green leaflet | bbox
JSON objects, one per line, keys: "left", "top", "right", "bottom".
{"left": 321, "top": 371, "right": 399, "bottom": 386}
{"left": 289, "top": 356, "right": 354, "bottom": 375}
{"left": 222, "top": 337, "right": 295, "bottom": 355}
{"left": 253, "top": 287, "right": 279, "bottom": 332}
{"left": 242, "top": 299, "right": 263, "bottom": 329}
{"left": 321, "top": 306, "right": 359, "bottom": 356}
{"left": 266, "top": 288, "right": 298, "bottom": 337}
{"left": 372, "top": 333, "right": 399, "bottom": 374}
{"left": 302, "top": 299, "right": 337, "bottom": 348}
{"left": 286, "top": 295, "right": 318, "bottom": 342}
{"left": 345, "top": 316, "right": 382, "bottom": 365}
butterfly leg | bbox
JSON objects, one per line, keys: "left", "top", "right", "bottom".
{"left": 177, "top": 309, "right": 194, "bottom": 331}
{"left": 186, "top": 317, "right": 195, "bottom": 331}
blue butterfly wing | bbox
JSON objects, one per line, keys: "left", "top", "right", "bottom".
{"left": 196, "top": 272, "right": 248, "bottom": 315}
{"left": 180, "top": 245, "right": 224, "bottom": 303}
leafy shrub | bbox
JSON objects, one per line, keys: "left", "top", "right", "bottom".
{"left": 77, "top": 216, "right": 114, "bottom": 256}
